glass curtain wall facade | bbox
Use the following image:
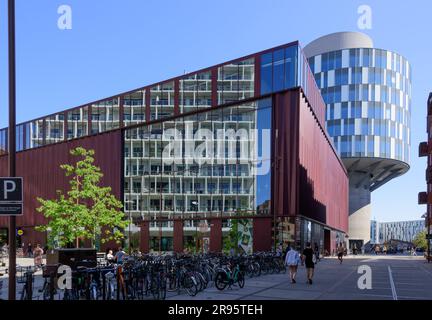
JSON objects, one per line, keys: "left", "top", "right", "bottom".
{"left": 124, "top": 98, "right": 272, "bottom": 253}
{"left": 305, "top": 32, "right": 412, "bottom": 246}
{"left": 308, "top": 48, "right": 411, "bottom": 162}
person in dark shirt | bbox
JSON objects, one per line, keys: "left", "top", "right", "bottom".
{"left": 302, "top": 242, "right": 315, "bottom": 284}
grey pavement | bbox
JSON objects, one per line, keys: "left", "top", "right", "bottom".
{"left": 166, "top": 255, "right": 432, "bottom": 300}
{"left": 1, "top": 255, "right": 432, "bottom": 300}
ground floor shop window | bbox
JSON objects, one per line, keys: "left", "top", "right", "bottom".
{"left": 183, "top": 220, "right": 211, "bottom": 253}
{"left": 274, "top": 217, "right": 296, "bottom": 249}
{"left": 222, "top": 219, "right": 253, "bottom": 255}
{"left": 150, "top": 236, "right": 173, "bottom": 252}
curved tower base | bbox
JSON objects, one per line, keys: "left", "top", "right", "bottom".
{"left": 348, "top": 185, "right": 371, "bottom": 247}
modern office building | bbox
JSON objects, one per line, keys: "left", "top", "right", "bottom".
{"left": 304, "top": 32, "right": 412, "bottom": 248}
{"left": 0, "top": 40, "right": 348, "bottom": 254}
{"left": 370, "top": 220, "right": 425, "bottom": 244}
{"left": 370, "top": 220, "right": 379, "bottom": 244}
{"left": 379, "top": 220, "right": 425, "bottom": 244}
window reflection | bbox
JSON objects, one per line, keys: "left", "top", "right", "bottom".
{"left": 124, "top": 98, "right": 273, "bottom": 236}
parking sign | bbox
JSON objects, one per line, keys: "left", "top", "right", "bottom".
{"left": 0, "top": 177, "right": 23, "bottom": 216}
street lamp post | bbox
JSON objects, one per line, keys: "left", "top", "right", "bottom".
{"left": 428, "top": 210, "right": 431, "bottom": 262}
{"left": 8, "top": 0, "right": 17, "bottom": 301}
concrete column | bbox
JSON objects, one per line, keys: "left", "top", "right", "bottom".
{"left": 348, "top": 185, "right": 371, "bottom": 243}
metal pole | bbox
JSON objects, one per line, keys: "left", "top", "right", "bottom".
{"left": 8, "top": 0, "right": 17, "bottom": 301}
{"left": 428, "top": 209, "right": 431, "bottom": 263}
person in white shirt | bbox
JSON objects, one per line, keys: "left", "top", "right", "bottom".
{"left": 106, "top": 249, "right": 114, "bottom": 264}
{"left": 284, "top": 245, "right": 301, "bottom": 284}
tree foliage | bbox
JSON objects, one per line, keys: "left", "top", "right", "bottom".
{"left": 35, "top": 147, "right": 128, "bottom": 248}
{"left": 223, "top": 219, "right": 239, "bottom": 254}
{"left": 413, "top": 230, "right": 428, "bottom": 250}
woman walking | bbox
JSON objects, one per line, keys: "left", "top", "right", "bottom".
{"left": 33, "top": 244, "right": 44, "bottom": 269}
{"left": 302, "top": 242, "right": 315, "bottom": 285}
{"left": 285, "top": 245, "right": 301, "bottom": 283}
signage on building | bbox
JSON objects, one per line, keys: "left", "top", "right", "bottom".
{"left": 0, "top": 178, "right": 23, "bottom": 216}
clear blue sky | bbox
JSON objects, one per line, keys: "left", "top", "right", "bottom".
{"left": 0, "top": 0, "right": 430, "bottom": 222}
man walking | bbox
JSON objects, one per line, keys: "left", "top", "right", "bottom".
{"left": 27, "top": 243, "right": 33, "bottom": 258}
{"left": 337, "top": 243, "right": 344, "bottom": 264}
{"left": 302, "top": 242, "right": 315, "bottom": 285}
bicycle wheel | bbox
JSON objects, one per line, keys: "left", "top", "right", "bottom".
{"left": 43, "top": 286, "right": 51, "bottom": 301}
{"left": 20, "top": 286, "right": 26, "bottom": 300}
{"left": 166, "top": 273, "right": 178, "bottom": 292}
{"left": 195, "top": 272, "right": 207, "bottom": 291}
{"left": 182, "top": 275, "right": 198, "bottom": 297}
{"left": 158, "top": 275, "right": 167, "bottom": 300}
{"left": 214, "top": 272, "right": 228, "bottom": 291}
{"left": 253, "top": 263, "right": 261, "bottom": 277}
{"left": 237, "top": 272, "right": 245, "bottom": 288}
{"left": 90, "top": 285, "right": 98, "bottom": 300}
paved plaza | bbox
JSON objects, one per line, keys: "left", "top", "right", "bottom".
{"left": 1, "top": 255, "right": 431, "bottom": 300}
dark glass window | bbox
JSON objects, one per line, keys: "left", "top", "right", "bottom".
{"left": 273, "top": 49, "right": 285, "bottom": 92}
{"left": 260, "top": 52, "right": 273, "bottom": 94}
{"left": 284, "top": 46, "right": 297, "bottom": 88}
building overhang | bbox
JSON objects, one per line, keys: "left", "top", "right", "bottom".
{"left": 343, "top": 157, "right": 409, "bottom": 191}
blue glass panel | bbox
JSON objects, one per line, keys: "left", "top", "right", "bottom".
{"left": 260, "top": 52, "right": 273, "bottom": 94}
{"left": 284, "top": 46, "right": 298, "bottom": 88}
{"left": 273, "top": 49, "right": 285, "bottom": 92}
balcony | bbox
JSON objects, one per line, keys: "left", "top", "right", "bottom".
{"left": 418, "top": 192, "right": 427, "bottom": 205}
{"left": 419, "top": 142, "right": 428, "bottom": 157}
{"left": 427, "top": 167, "right": 432, "bottom": 184}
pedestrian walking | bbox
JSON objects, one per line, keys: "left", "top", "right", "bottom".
{"left": 276, "top": 243, "right": 283, "bottom": 257}
{"left": 374, "top": 244, "right": 380, "bottom": 255}
{"left": 33, "top": 244, "right": 44, "bottom": 269}
{"left": 27, "top": 243, "right": 33, "bottom": 258}
{"left": 314, "top": 242, "right": 320, "bottom": 263}
{"left": 301, "top": 242, "right": 315, "bottom": 285}
{"left": 115, "top": 247, "right": 126, "bottom": 264}
{"left": 285, "top": 245, "right": 301, "bottom": 283}
{"left": 337, "top": 243, "right": 344, "bottom": 264}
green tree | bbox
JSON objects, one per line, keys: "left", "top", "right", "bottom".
{"left": 223, "top": 219, "right": 239, "bottom": 254}
{"left": 36, "top": 147, "right": 128, "bottom": 248}
{"left": 413, "top": 230, "right": 428, "bottom": 250}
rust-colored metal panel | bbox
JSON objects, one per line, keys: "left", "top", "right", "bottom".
{"left": 209, "top": 219, "right": 222, "bottom": 253}
{"left": 211, "top": 68, "right": 218, "bottom": 106}
{"left": 298, "top": 92, "right": 349, "bottom": 233}
{"left": 0, "top": 130, "right": 122, "bottom": 245}
{"left": 145, "top": 89, "right": 150, "bottom": 121}
{"left": 273, "top": 90, "right": 300, "bottom": 217}
{"left": 254, "top": 54, "right": 261, "bottom": 97}
{"left": 253, "top": 218, "right": 272, "bottom": 252}
{"left": 173, "top": 219, "right": 183, "bottom": 253}
{"left": 174, "top": 79, "right": 180, "bottom": 115}
{"left": 140, "top": 221, "right": 149, "bottom": 254}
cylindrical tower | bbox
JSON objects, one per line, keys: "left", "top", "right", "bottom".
{"left": 304, "top": 32, "right": 411, "bottom": 247}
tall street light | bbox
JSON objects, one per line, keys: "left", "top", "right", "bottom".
{"left": 8, "top": 0, "right": 17, "bottom": 301}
